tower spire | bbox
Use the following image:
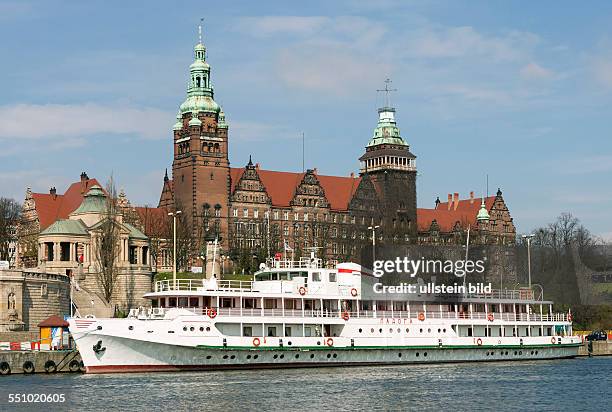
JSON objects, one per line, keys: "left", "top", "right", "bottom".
{"left": 198, "top": 18, "right": 203, "bottom": 44}
{"left": 377, "top": 78, "right": 397, "bottom": 109}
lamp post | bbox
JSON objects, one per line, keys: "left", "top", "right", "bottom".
{"left": 367, "top": 225, "right": 380, "bottom": 263}
{"left": 168, "top": 210, "right": 182, "bottom": 290}
{"left": 522, "top": 234, "right": 535, "bottom": 289}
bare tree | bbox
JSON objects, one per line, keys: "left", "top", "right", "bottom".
{"left": 0, "top": 198, "right": 21, "bottom": 263}
{"left": 95, "top": 178, "right": 121, "bottom": 304}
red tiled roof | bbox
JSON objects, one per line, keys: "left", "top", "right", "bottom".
{"left": 417, "top": 196, "right": 496, "bottom": 232}
{"left": 33, "top": 179, "right": 101, "bottom": 229}
{"left": 38, "top": 315, "right": 69, "bottom": 328}
{"left": 230, "top": 167, "right": 361, "bottom": 211}
{"left": 134, "top": 206, "right": 169, "bottom": 237}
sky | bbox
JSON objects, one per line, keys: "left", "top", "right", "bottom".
{"left": 0, "top": 0, "right": 611, "bottom": 238}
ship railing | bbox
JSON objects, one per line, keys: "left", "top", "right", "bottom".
{"left": 154, "top": 279, "right": 254, "bottom": 292}
{"left": 168, "top": 307, "right": 569, "bottom": 322}
{"left": 265, "top": 258, "right": 323, "bottom": 270}
{"left": 435, "top": 289, "right": 536, "bottom": 301}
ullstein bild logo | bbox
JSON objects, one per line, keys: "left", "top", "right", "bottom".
{"left": 372, "top": 257, "right": 486, "bottom": 278}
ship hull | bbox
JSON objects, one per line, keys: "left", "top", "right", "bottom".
{"left": 75, "top": 333, "right": 581, "bottom": 374}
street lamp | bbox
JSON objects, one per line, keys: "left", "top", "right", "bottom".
{"left": 367, "top": 225, "right": 380, "bottom": 263}
{"left": 168, "top": 210, "right": 182, "bottom": 290}
{"left": 522, "top": 234, "right": 535, "bottom": 289}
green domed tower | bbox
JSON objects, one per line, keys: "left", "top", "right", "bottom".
{"left": 166, "top": 21, "right": 231, "bottom": 256}
{"left": 357, "top": 79, "right": 418, "bottom": 243}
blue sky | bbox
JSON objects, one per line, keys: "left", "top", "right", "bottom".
{"left": 0, "top": 0, "right": 611, "bottom": 238}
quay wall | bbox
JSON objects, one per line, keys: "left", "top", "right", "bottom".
{"left": 0, "top": 350, "right": 82, "bottom": 375}
{"left": 577, "top": 341, "right": 612, "bottom": 357}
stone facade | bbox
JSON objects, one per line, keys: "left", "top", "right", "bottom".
{"left": 0, "top": 269, "right": 70, "bottom": 332}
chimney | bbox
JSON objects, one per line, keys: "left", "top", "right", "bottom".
{"left": 435, "top": 196, "right": 441, "bottom": 209}
{"left": 447, "top": 194, "right": 452, "bottom": 210}
{"left": 470, "top": 191, "right": 475, "bottom": 204}
{"left": 49, "top": 187, "right": 56, "bottom": 198}
{"left": 453, "top": 192, "right": 459, "bottom": 211}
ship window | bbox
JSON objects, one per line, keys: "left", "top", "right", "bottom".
{"left": 285, "top": 327, "right": 292, "bottom": 337}
{"left": 467, "top": 327, "right": 473, "bottom": 337}
{"left": 305, "top": 327, "right": 312, "bottom": 337}
{"left": 243, "top": 326, "right": 252, "bottom": 337}
{"left": 189, "top": 298, "right": 199, "bottom": 307}
{"left": 312, "top": 272, "right": 321, "bottom": 282}
{"left": 169, "top": 297, "right": 177, "bottom": 307}
{"left": 267, "top": 327, "right": 277, "bottom": 337}
{"left": 178, "top": 297, "right": 188, "bottom": 307}
{"left": 329, "top": 273, "right": 336, "bottom": 282}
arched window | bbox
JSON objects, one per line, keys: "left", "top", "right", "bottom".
{"left": 214, "top": 143, "right": 220, "bottom": 153}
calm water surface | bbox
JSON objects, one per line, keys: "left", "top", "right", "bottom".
{"left": 0, "top": 357, "right": 610, "bottom": 411}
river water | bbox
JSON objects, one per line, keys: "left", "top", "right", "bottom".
{"left": 0, "top": 357, "right": 610, "bottom": 411}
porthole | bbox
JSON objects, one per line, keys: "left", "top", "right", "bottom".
{"left": 505, "top": 351, "right": 509, "bottom": 355}
{"left": 530, "top": 351, "right": 534, "bottom": 355}
{"left": 223, "top": 355, "right": 228, "bottom": 359}
{"left": 273, "top": 354, "right": 278, "bottom": 359}
{"left": 97, "top": 326, "right": 102, "bottom": 330}
{"left": 230, "top": 355, "right": 235, "bottom": 359}
{"left": 416, "top": 352, "right": 420, "bottom": 357}
{"left": 438, "top": 328, "right": 441, "bottom": 333}
{"left": 359, "top": 328, "right": 362, "bottom": 333}
{"left": 427, "top": 328, "right": 431, "bottom": 333}
{"left": 317, "top": 341, "right": 321, "bottom": 346}
{"left": 514, "top": 351, "right": 517, "bottom": 355}
{"left": 332, "top": 353, "right": 337, "bottom": 358}
{"left": 280, "top": 354, "right": 284, "bottom": 359}
{"left": 206, "top": 327, "right": 211, "bottom": 332}
{"left": 398, "top": 353, "right": 402, "bottom": 358}
{"left": 247, "top": 355, "right": 251, "bottom": 359}
{"left": 206, "top": 355, "right": 212, "bottom": 360}
{"left": 370, "top": 328, "right": 374, "bottom": 333}
{"left": 379, "top": 328, "right": 383, "bottom": 333}
{"left": 424, "top": 352, "right": 428, "bottom": 357}
{"left": 406, "top": 328, "right": 409, "bottom": 333}
{"left": 183, "top": 326, "right": 187, "bottom": 331}
{"left": 295, "top": 354, "right": 300, "bottom": 359}
{"left": 389, "top": 328, "right": 393, "bottom": 333}
{"left": 254, "top": 355, "right": 259, "bottom": 359}
{"left": 327, "top": 354, "right": 331, "bottom": 359}
{"left": 128, "top": 326, "right": 133, "bottom": 331}
{"left": 486, "top": 352, "right": 489, "bottom": 356}
{"left": 190, "top": 327, "right": 195, "bottom": 332}
{"left": 397, "top": 328, "right": 400, "bottom": 333}
{"left": 519, "top": 351, "right": 522, "bottom": 355}
{"left": 443, "top": 328, "right": 446, "bottom": 333}
{"left": 288, "top": 341, "right": 292, "bottom": 346}
{"left": 199, "top": 327, "right": 204, "bottom": 332}
{"left": 535, "top": 350, "right": 539, "bottom": 355}
{"left": 491, "top": 352, "right": 495, "bottom": 356}
{"left": 420, "top": 329, "right": 423, "bottom": 333}
{"left": 310, "top": 354, "right": 315, "bottom": 359}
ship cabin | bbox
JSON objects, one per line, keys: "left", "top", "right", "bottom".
{"left": 143, "top": 256, "right": 572, "bottom": 340}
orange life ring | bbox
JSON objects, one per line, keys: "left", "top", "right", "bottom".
{"left": 253, "top": 337, "right": 261, "bottom": 347}
{"left": 350, "top": 288, "right": 358, "bottom": 297}
{"left": 341, "top": 311, "right": 350, "bottom": 321}
{"left": 207, "top": 308, "right": 217, "bottom": 319}
{"left": 487, "top": 313, "right": 494, "bottom": 322}
{"left": 567, "top": 314, "right": 572, "bottom": 322}
{"left": 326, "top": 338, "right": 334, "bottom": 347}
{"left": 418, "top": 312, "right": 425, "bottom": 321}
{"left": 476, "top": 338, "right": 483, "bottom": 346}
{"left": 299, "top": 286, "right": 307, "bottom": 296}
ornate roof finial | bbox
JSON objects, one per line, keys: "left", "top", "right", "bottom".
{"left": 247, "top": 155, "right": 253, "bottom": 167}
{"left": 198, "top": 18, "right": 203, "bottom": 44}
{"left": 164, "top": 168, "right": 169, "bottom": 181}
{"left": 477, "top": 197, "right": 490, "bottom": 222}
{"left": 377, "top": 78, "right": 397, "bottom": 109}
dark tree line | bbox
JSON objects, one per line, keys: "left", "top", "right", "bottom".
{"left": 0, "top": 197, "right": 21, "bottom": 264}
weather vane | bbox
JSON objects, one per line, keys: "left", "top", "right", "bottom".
{"left": 376, "top": 78, "right": 397, "bottom": 108}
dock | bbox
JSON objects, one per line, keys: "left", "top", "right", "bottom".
{"left": 0, "top": 350, "right": 82, "bottom": 375}
{"left": 577, "top": 341, "right": 612, "bottom": 357}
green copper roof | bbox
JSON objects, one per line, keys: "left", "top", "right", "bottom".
{"left": 477, "top": 199, "right": 490, "bottom": 221}
{"left": 188, "top": 115, "right": 202, "bottom": 126}
{"left": 123, "top": 223, "right": 148, "bottom": 240}
{"left": 173, "top": 113, "right": 183, "bottom": 131}
{"left": 367, "top": 107, "right": 407, "bottom": 147}
{"left": 40, "top": 219, "right": 88, "bottom": 236}
{"left": 71, "top": 185, "right": 107, "bottom": 215}
{"left": 178, "top": 37, "right": 220, "bottom": 116}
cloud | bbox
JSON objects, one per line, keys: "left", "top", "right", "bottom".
{"left": 520, "top": 62, "right": 554, "bottom": 80}
{"left": 0, "top": 103, "right": 173, "bottom": 141}
{"left": 558, "top": 155, "right": 612, "bottom": 174}
{"left": 403, "top": 27, "right": 540, "bottom": 61}
{"left": 237, "top": 16, "right": 329, "bottom": 37}
{"left": 591, "top": 55, "right": 612, "bottom": 89}
{"left": 231, "top": 121, "right": 297, "bottom": 142}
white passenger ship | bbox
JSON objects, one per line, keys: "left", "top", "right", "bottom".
{"left": 69, "top": 254, "right": 580, "bottom": 373}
